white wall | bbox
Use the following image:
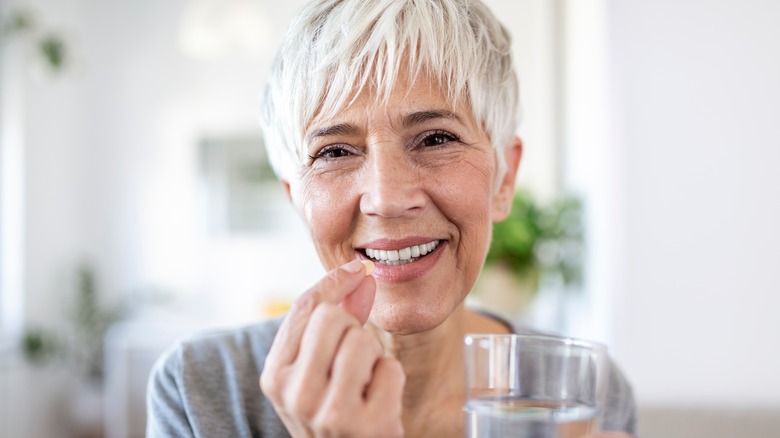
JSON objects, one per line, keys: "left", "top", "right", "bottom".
{"left": 12, "top": 0, "right": 325, "bottom": 330}
{"left": 483, "top": 0, "right": 563, "bottom": 201}
{"left": 598, "top": 0, "right": 780, "bottom": 408}
{"left": 22, "top": 0, "right": 91, "bottom": 327}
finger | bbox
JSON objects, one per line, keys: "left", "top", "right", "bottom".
{"left": 339, "top": 274, "right": 376, "bottom": 325}
{"left": 327, "top": 327, "right": 383, "bottom": 404}
{"left": 365, "top": 357, "right": 405, "bottom": 435}
{"left": 366, "top": 356, "right": 405, "bottom": 400}
{"left": 292, "top": 303, "right": 361, "bottom": 397}
{"left": 267, "top": 259, "right": 374, "bottom": 366}
{"left": 312, "top": 327, "right": 385, "bottom": 435}
{"left": 366, "top": 356, "right": 405, "bottom": 402}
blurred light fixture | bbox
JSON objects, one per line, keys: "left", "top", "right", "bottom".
{"left": 177, "top": 0, "right": 272, "bottom": 59}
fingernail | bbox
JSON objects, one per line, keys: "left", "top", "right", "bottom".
{"left": 343, "top": 259, "right": 364, "bottom": 274}
{"left": 361, "top": 260, "right": 375, "bottom": 276}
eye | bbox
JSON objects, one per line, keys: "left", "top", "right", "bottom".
{"left": 417, "top": 131, "right": 460, "bottom": 148}
{"left": 308, "top": 145, "right": 355, "bottom": 161}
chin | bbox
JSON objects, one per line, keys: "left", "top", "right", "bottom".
{"left": 368, "top": 291, "right": 458, "bottom": 335}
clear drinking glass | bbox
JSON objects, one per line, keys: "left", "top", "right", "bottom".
{"left": 464, "top": 334, "right": 609, "bottom": 438}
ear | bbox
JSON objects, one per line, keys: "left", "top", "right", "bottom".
{"left": 492, "top": 136, "right": 523, "bottom": 222}
{"left": 282, "top": 179, "right": 309, "bottom": 224}
{"left": 281, "top": 180, "right": 293, "bottom": 203}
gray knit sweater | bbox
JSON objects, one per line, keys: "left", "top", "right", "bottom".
{"left": 146, "top": 317, "right": 636, "bottom": 437}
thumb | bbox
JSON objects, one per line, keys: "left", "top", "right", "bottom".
{"left": 339, "top": 261, "right": 376, "bottom": 325}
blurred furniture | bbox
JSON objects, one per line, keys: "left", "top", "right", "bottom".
{"left": 0, "top": 353, "right": 23, "bottom": 437}
{"left": 638, "top": 407, "right": 780, "bottom": 438}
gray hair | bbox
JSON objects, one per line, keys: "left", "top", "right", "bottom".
{"left": 259, "top": 0, "right": 520, "bottom": 184}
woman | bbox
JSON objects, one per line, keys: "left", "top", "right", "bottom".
{"left": 147, "top": 0, "right": 636, "bottom": 436}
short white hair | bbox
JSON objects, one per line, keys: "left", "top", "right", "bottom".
{"left": 259, "top": 0, "right": 520, "bottom": 184}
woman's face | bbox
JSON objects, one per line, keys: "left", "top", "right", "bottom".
{"left": 288, "top": 76, "right": 518, "bottom": 334}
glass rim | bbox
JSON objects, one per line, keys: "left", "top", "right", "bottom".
{"left": 464, "top": 333, "right": 607, "bottom": 353}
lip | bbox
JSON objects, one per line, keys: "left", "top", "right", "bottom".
{"left": 356, "top": 238, "right": 447, "bottom": 283}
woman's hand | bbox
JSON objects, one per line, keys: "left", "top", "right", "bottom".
{"left": 260, "top": 260, "right": 405, "bottom": 438}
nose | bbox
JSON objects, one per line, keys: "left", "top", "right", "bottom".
{"left": 359, "top": 150, "right": 426, "bottom": 218}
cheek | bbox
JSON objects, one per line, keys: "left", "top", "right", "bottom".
{"left": 436, "top": 156, "right": 496, "bottom": 258}
{"left": 297, "top": 176, "right": 357, "bottom": 266}
{"left": 451, "top": 156, "right": 495, "bottom": 216}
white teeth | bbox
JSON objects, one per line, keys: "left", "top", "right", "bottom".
{"left": 363, "top": 240, "right": 440, "bottom": 263}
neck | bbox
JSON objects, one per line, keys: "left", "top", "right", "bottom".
{"left": 367, "top": 304, "right": 512, "bottom": 436}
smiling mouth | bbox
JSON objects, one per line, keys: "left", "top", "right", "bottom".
{"left": 361, "top": 240, "right": 441, "bottom": 266}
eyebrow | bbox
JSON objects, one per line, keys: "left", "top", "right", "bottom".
{"left": 402, "top": 110, "right": 463, "bottom": 127}
{"left": 305, "top": 109, "right": 463, "bottom": 142}
{"left": 306, "top": 123, "right": 360, "bottom": 142}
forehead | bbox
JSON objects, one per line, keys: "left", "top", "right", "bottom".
{"left": 306, "top": 73, "right": 473, "bottom": 133}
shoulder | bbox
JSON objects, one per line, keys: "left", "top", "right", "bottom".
{"left": 150, "top": 316, "right": 286, "bottom": 397}
{"left": 170, "top": 317, "right": 284, "bottom": 368}
{"left": 150, "top": 317, "right": 282, "bottom": 379}
{"left": 147, "top": 317, "right": 290, "bottom": 437}
{"left": 149, "top": 315, "right": 285, "bottom": 390}
{"left": 602, "top": 359, "right": 637, "bottom": 434}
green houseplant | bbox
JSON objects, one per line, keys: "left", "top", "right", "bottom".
{"left": 475, "top": 191, "right": 584, "bottom": 314}
{"left": 21, "top": 265, "right": 124, "bottom": 383}
{"left": 0, "top": 7, "right": 70, "bottom": 72}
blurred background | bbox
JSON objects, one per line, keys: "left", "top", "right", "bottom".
{"left": 0, "top": 0, "right": 778, "bottom": 437}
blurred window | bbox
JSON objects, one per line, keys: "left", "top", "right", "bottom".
{"left": 0, "top": 39, "right": 24, "bottom": 345}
